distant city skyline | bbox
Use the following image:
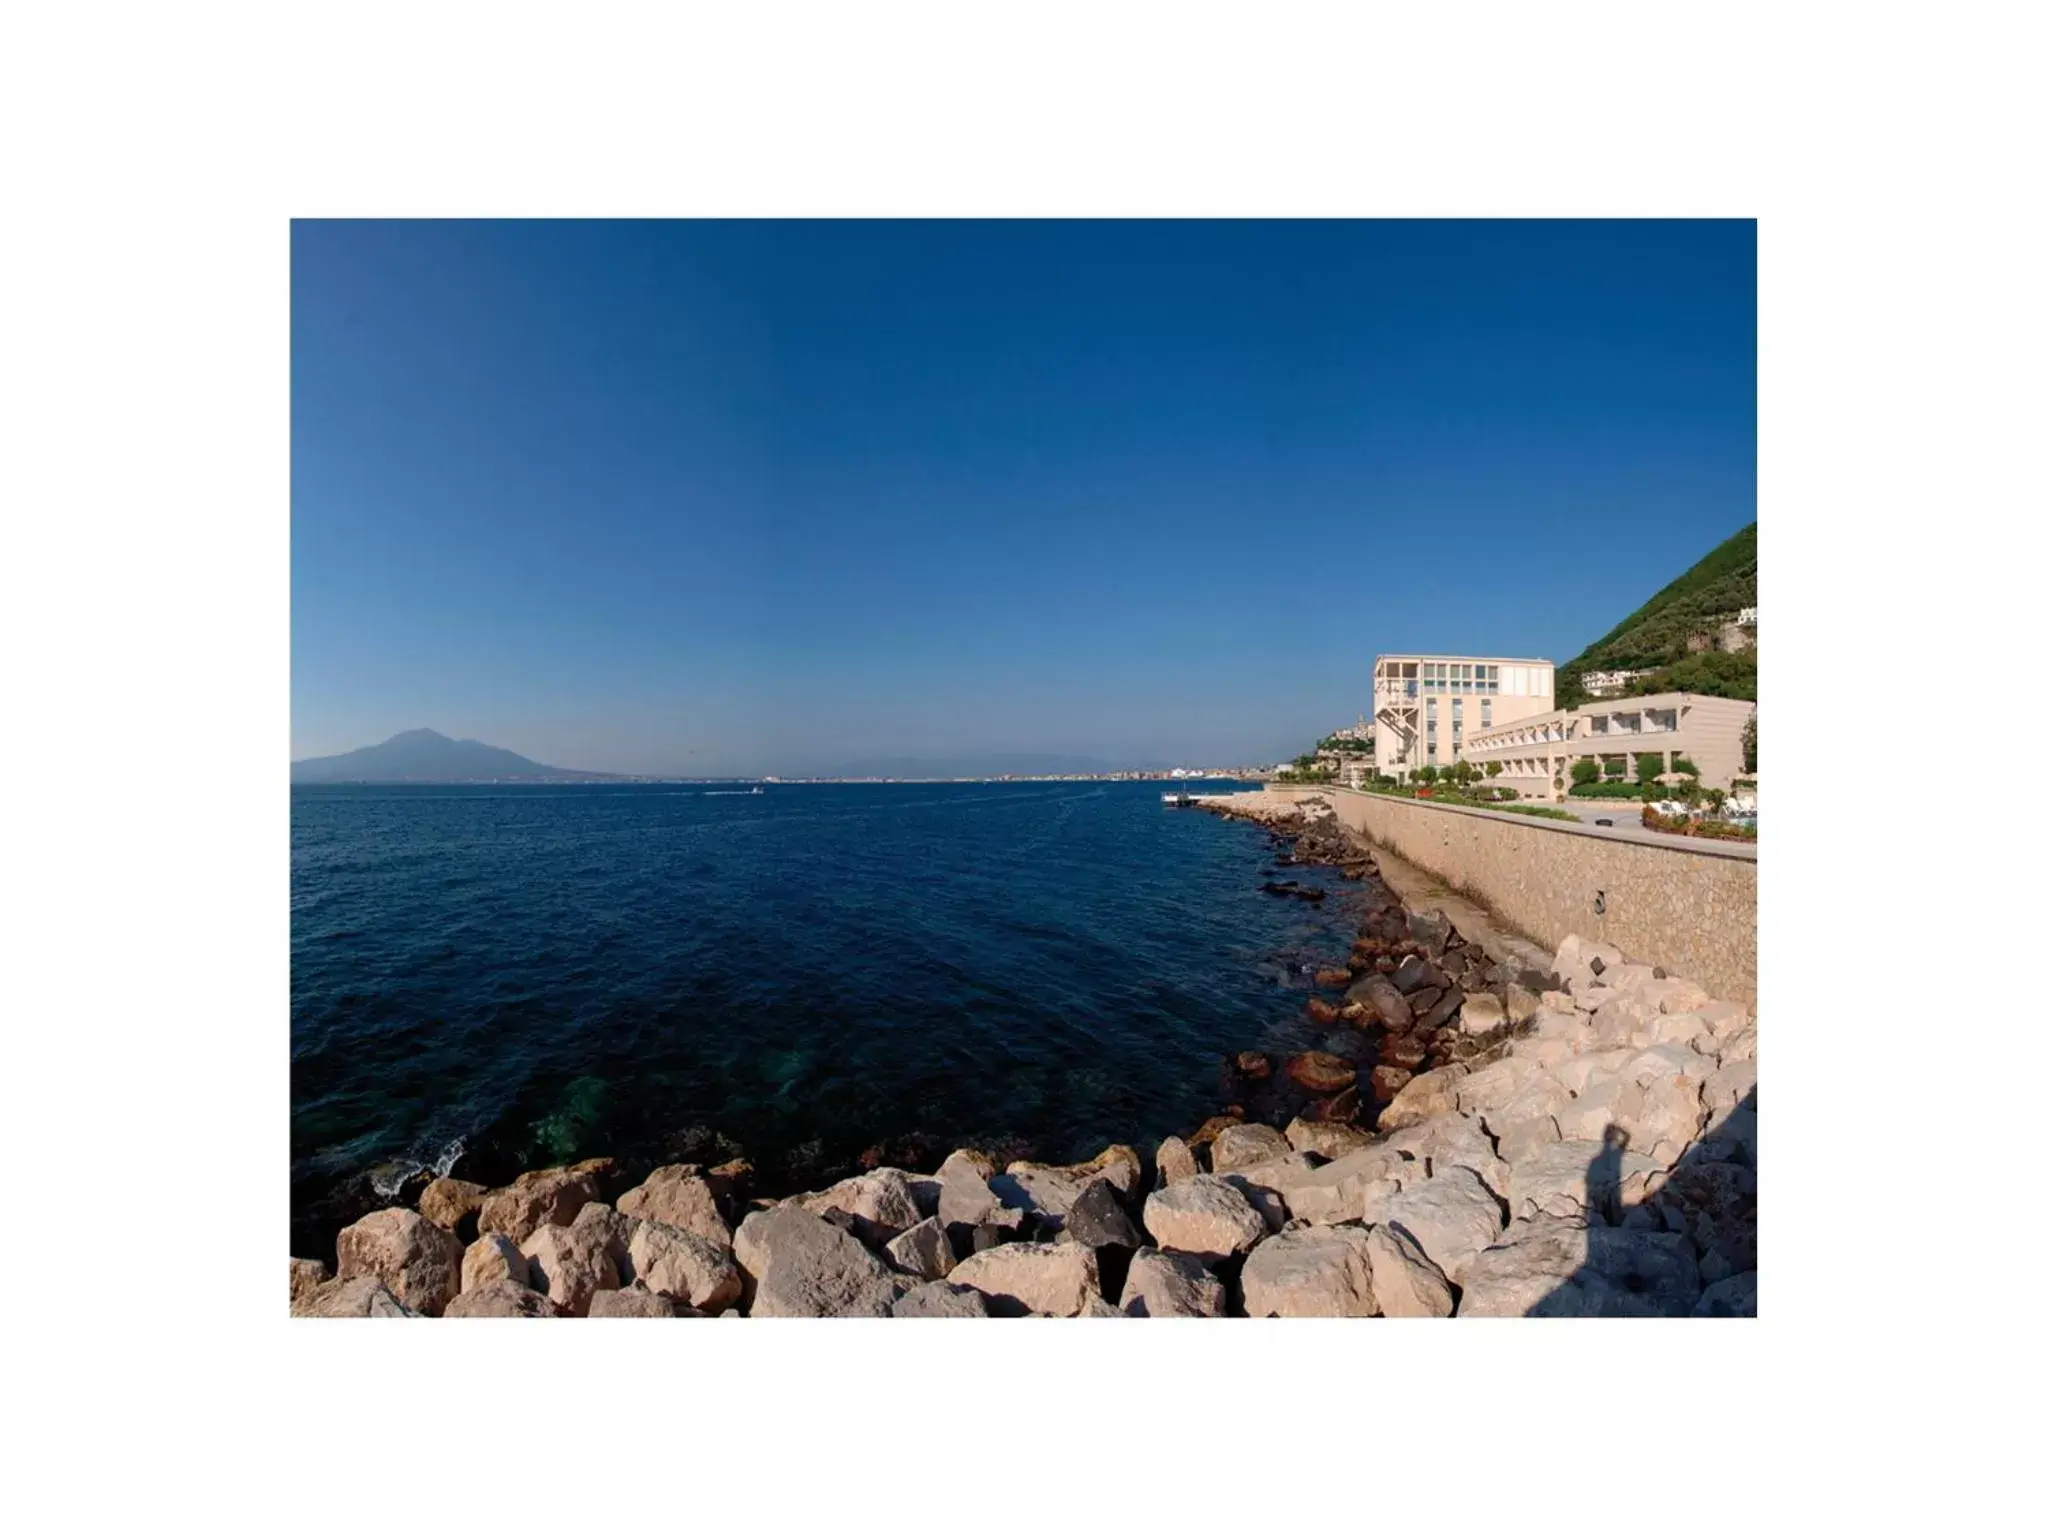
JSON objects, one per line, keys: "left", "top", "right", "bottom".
{"left": 292, "top": 220, "right": 1756, "bottom": 776}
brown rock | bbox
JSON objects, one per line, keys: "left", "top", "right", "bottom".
{"left": 460, "top": 1233, "right": 530, "bottom": 1292}
{"left": 335, "top": 1207, "right": 464, "bottom": 1316}
{"left": 476, "top": 1167, "right": 600, "bottom": 1243}
{"left": 1339, "top": 1000, "right": 1371, "bottom": 1024}
{"left": 289, "top": 1257, "right": 328, "bottom": 1308}
{"left": 444, "top": 1281, "right": 562, "bottom": 1317}
{"left": 1314, "top": 968, "right": 1353, "bottom": 988}
{"left": 1285, "top": 1118, "right": 1375, "bottom": 1158}
{"left": 1233, "top": 1051, "right": 1272, "bottom": 1081}
{"left": 1187, "top": 1114, "right": 1243, "bottom": 1150}
{"left": 628, "top": 1220, "right": 743, "bottom": 1313}
{"left": 1305, "top": 997, "right": 1341, "bottom": 1026}
{"left": 418, "top": 1177, "right": 487, "bottom": 1233}
{"left": 1287, "top": 1050, "right": 1358, "bottom": 1096}
{"left": 1382, "top": 1032, "right": 1432, "bottom": 1070}
{"left": 615, "top": 1164, "right": 731, "bottom": 1248}
{"left": 521, "top": 1221, "right": 620, "bottom": 1316}
{"left": 1307, "top": 1085, "right": 1362, "bottom": 1124}
{"left": 587, "top": 1284, "right": 697, "bottom": 1317}
{"left": 292, "top": 1275, "right": 418, "bottom": 1317}
{"left": 1361, "top": 977, "right": 1413, "bottom": 1030}
{"left": 1155, "top": 1136, "right": 1200, "bottom": 1186}
{"left": 1370, "top": 1064, "right": 1414, "bottom": 1102}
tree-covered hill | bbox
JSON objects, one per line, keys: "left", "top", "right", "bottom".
{"left": 1555, "top": 522, "right": 1757, "bottom": 707}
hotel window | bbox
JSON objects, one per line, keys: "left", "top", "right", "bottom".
{"left": 1480, "top": 699, "right": 1491, "bottom": 727}
{"left": 1451, "top": 698, "right": 1463, "bottom": 718}
{"left": 1426, "top": 697, "right": 1437, "bottom": 718}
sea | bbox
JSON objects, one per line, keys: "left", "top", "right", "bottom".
{"left": 290, "top": 779, "right": 1362, "bottom": 1256}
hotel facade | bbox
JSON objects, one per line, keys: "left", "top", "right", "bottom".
{"left": 1456, "top": 691, "right": 1756, "bottom": 797}
{"left": 1370, "top": 652, "right": 1755, "bottom": 798}
{"left": 1371, "top": 654, "right": 1558, "bottom": 776}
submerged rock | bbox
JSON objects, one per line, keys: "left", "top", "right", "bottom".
{"left": 1287, "top": 1051, "right": 1357, "bottom": 1096}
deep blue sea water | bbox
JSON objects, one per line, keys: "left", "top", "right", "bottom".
{"left": 291, "top": 780, "right": 1362, "bottom": 1252}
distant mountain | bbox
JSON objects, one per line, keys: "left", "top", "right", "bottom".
{"left": 824, "top": 753, "right": 1169, "bottom": 779}
{"left": 1556, "top": 522, "right": 1758, "bottom": 707}
{"left": 290, "top": 729, "right": 620, "bottom": 783}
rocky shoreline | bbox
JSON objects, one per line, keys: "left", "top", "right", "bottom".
{"left": 291, "top": 791, "right": 1757, "bottom": 1317}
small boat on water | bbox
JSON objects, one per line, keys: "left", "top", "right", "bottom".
{"left": 1163, "top": 791, "right": 1197, "bottom": 807}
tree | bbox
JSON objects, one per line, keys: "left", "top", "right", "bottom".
{"left": 1571, "top": 758, "right": 1600, "bottom": 787}
{"left": 1635, "top": 751, "right": 1666, "bottom": 781}
{"left": 1417, "top": 765, "right": 1439, "bottom": 785}
{"left": 1742, "top": 712, "right": 1757, "bottom": 773}
{"left": 1484, "top": 761, "right": 1502, "bottom": 778}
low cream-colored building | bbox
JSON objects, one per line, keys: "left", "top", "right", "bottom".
{"left": 1372, "top": 654, "right": 1556, "bottom": 776}
{"left": 1458, "top": 691, "right": 1757, "bottom": 798}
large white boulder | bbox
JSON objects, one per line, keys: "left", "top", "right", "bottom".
{"left": 1506, "top": 1138, "right": 1663, "bottom": 1224}
{"left": 1458, "top": 1219, "right": 1701, "bottom": 1316}
{"left": 1379, "top": 1166, "right": 1504, "bottom": 1284}
{"left": 1365, "top": 1224, "right": 1454, "bottom": 1318}
{"left": 1380, "top": 1112, "right": 1508, "bottom": 1201}
{"left": 1240, "top": 1226, "right": 1377, "bottom": 1317}
{"left": 1141, "top": 1175, "right": 1267, "bottom": 1261}
{"left": 1210, "top": 1122, "right": 1293, "bottom": 1173}
{"left": 732, "top": 1205, "right": 904, "bottom": 1317}
{"left": 945, "top": 1241, "right": 1101, "bottom": 1317}
{"left": 1119, "top": 1248, "right": 1227, "bottom": 1317}
{"left": 796, "top": 1168, "right": 925, "bottom": 1243}
{"left": 1278, "top": 1144, "right": 1419, "bottom": 1226}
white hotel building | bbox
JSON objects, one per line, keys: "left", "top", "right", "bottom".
{"left": 1370, "top": 653, "right": 1756, "bottom": 797}
{"left": 1371, "top": 655, "right": 1557, "bottom": 776}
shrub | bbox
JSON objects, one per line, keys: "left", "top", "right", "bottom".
{"left": 1571, "top": 759, "right": 1600, "bottom": 787}
{"left": 1484, "top": 761, "right": 1502, "bottom": 778}
{"left": 1742, "top": 713, "right": 1757, "bottom": 773}
{"left": 1568, "top": 781, "right": 1646, "bottom": 800}
{"left": 1416, "top": 765, "right": 1439, "bottom": 785}
{"left": 1601, "top": 755, "right": 1629, "bottom": 779}
{"left": 1671, "top": 756, "right": 1700, "bottom": 777}
{"left": 1731, "top": 777, "right": 1756, "bottom": 793}
{"left": 1635, "top": 751, "right": 1665, "bottom": 779}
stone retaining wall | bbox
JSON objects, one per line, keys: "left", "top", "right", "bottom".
{"left": 1268, "top": 787, "right": 1756, "bottom": 1008}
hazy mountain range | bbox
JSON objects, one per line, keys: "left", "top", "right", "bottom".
{"left": 289, "top": 729, "right": 620, "bottom": 783}
{"left": 290, "top": 734, "right": 1194, "bottom": 783}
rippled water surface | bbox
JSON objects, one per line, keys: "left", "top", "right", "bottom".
{"left": 291, "top": 781, "right": 1362, "bottom": 1251}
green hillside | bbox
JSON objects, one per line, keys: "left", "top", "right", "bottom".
{"left": 1555, "top": 522, "right": 1757, "bottom": 707}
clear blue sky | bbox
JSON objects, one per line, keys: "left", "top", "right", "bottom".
{"left": 292, "top": 220, "right": 1754, "bottom": 774}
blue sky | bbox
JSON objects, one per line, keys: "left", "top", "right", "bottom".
{"left": 292, "top": 220, "right": 1754, "bottom": 774}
